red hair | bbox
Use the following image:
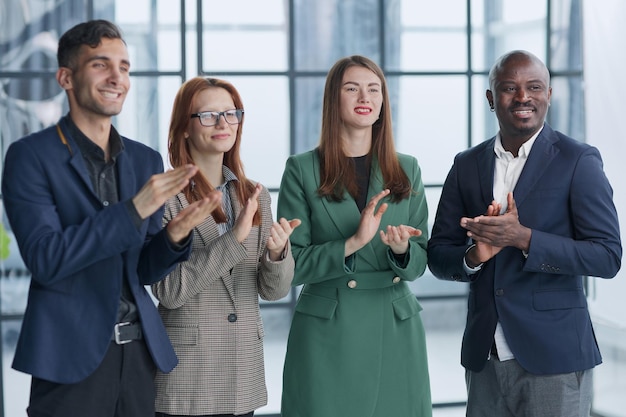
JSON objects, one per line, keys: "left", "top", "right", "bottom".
{"left": 168, "top": 77, "right": 258, "bottom": 225}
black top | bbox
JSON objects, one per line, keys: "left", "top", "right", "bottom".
{"left": 352, "top": 155, "right": 370, "bottom": 212}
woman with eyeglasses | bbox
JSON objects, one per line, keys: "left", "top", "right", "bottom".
{"left": 152, "top": 77, "right": 300, "bottom": 417}
{"left": 277, "top": 56, "right": 432, "bottom": 416}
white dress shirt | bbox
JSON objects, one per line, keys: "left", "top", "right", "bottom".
{"left": 466, "top": 126, "right": 542, "bottom": 361}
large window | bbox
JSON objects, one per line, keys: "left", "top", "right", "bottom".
{"left": 0, "top": 0, "right": 588, "bottom": 416}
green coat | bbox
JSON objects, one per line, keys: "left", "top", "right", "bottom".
{"left": 277, "top": 150, "right": 432, "bottom": 417}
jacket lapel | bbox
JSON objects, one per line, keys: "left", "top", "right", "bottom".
{"left": 477, "top": 138, "right": 497, "bottom": 207}
{"left": 358, "top": 157, "right": 385, "bottom": 268}
{"left": 177, "top": 191, "right": 237, "bottom": 302}
{"left": 115, "top": 149, "right": 136, "bottom": 201}
{"left": 221, "top": 186, "right": 239, "bottom": 301}
{"left": 513, "top": 125, "right": 559, "bottom": 209}
{"left": 57, "top": 121, "right": 98, "bottom": 198}
{"left": 311, "top": 151, "right": 390, "bottom": 270}
{"left": 314, "top": 152, "right": 362, "bottom": 239}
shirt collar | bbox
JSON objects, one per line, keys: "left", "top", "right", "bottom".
{"left": 63, "top": 114, "right": 124, "bottom": 161}
{"left": 218, "top": 165, "right": 238, "bottom": 189}
{"left": 494, "top": 125, "right": 543, "bottom": 159}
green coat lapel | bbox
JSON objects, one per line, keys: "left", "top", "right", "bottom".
{"left": 313, "top": 152, "right": 360, "bottom": 240}
{"left": 360, "top": 156, "right": 385, "bottom": 269}
{"left": 313, "top": 151, "right": 384, "bottom": 270}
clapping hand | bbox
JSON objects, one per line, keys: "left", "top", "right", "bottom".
{"left": 133, "top": 164, "right": 198, "bottom": 220}
{"left": 166, "top": 190, "right": 222, "bottom": 244}
{"left": 266, "top": 218, "right": 302, "bottom": 261}
{"left": 380, "top": 224, "right": 422, "bottom": 255}
{"left": 345, "top": 189, "right": 390, "bottom": 257}
{"left": 461, "top": 192, "right": 530, "bottom": 265}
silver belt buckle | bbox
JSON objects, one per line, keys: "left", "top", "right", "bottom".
{"left": 114, "top": 322, "right": 132, "bottom": 345}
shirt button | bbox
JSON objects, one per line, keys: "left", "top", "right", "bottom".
{"left": 495, "top": 289, "right": 504, "bottom": 297}
{"left": 102, "top": 201, "right": 109, "bottom": 207}
{"left": 347, "top": 280, "right": 357, "bottom": 289}
{"left": 392, "top": 276, "right": 401, "bottom": 284}
{"left": 228, "top": 313, "right": 237, "bottom": 322}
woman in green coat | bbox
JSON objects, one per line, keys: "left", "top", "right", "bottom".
{"left": 278, "top": 55, "right": 432, "bottom": 417}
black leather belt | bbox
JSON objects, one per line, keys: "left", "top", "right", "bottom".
{"left": 112, "top": 322, "right": 142, "bottom": 344}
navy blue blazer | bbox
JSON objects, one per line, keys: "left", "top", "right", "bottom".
{"left": 428, "top": 123, "right": 622, "bottom": 375}
{"left": 1, "top": 118, "right": 187, "bottom": 383}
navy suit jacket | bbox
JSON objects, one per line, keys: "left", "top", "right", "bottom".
{"left": 1, "top": 118, "right": 187, "bottom": 383}
{"left": 428, "top": 123, "right": 621, "bottom": 375}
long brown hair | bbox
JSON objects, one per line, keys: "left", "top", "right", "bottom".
{"left": 168, "top": 77, "right": 258, "bottom": 225}
{"left": 317, "top": 55, "right": 410, "bottom": 203}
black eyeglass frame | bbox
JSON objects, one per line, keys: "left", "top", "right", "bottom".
{"left": 190, "top": 109, "right": 244, "bottom": 127}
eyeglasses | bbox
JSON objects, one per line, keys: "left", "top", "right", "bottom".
{"left": 190, "top": 109, "right": 244, "bottom": 127}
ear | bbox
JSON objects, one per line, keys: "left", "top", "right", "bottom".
{"left": 56, "top": 67, "right": 73, "bottom": 91}
{"left": 547, "top": 86, "right": 552, "bottom": 104}
{"left": 485, "top": 89, "right": 494, "bottom": 109}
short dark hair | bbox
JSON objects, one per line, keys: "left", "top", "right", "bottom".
{"left": 57, "top": 19, "right": 125, "bottom": 69}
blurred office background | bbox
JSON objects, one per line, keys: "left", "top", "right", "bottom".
{"left": 0, "top": 0, "right": 624, "bottom": 416}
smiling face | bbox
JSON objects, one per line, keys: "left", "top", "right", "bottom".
{"left": 58, "top": 37, "right": 130, "bottom": 121}
{"left": 339, "top": 66, "right": 383, "bottom": 131}
{"left": 487, "top": 52, "right": 552, "bottom": 145}
{"left": 186, "top": 86, "right": 239, "bottom": 158}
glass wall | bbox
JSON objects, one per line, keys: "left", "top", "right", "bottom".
{"left": 0, "top": 0, "right": 597, "bottom": 416}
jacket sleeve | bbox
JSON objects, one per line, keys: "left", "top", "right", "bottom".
{"left": 522, "top": 147, "right": 621, "bottom": 278}
{"left": 427, "top": 152, "right": 478, "bottom": 282}
{"left": 2, "top": 138, "right": 146, "bottom": 285}
{"left": 385, "top": 155, "right": 429, "bottom": 281}
{"left": 151, "top": 195, "right": 247, "bottom": 309}
{"left": 257, "top": 186, "right": 295, "bottom": 300}
{"left": 277, "top": 155, "right": 353, "bottom": 285}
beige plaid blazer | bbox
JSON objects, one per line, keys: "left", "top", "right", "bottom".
{"left": 152, "top": 184, "right": 294, "bottom": 415}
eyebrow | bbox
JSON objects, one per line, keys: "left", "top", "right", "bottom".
{"left": 343, "top": 81, "right": 381, "bottom": 87}
{"left": 87, "top": 55, "right": 131, "bottom": 68}
{"left": 499, "top": 77, "right": 546, "bottom": 84}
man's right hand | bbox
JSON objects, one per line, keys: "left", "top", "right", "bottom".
{"left": 461, "top": 193, "right": 531, "bottom": 265}
{"left": 132, "top": 164, "right": 198, "bottom": 220}
{"left": 166, "top": 190, "right": 222, "bottom": 244}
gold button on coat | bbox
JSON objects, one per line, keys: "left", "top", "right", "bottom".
{"left": 347, "top": 279, "right": 357, "bottom": 289}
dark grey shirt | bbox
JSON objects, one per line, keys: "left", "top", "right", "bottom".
{"left": 65, "top": 115, "right": 139, "bottom": 324}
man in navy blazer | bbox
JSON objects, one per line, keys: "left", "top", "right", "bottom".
{"left": 428, "top": 50, "right": 621, "bottom": 416}
{"left": 1, "top": 20, "right": 220, "bottom": 417}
